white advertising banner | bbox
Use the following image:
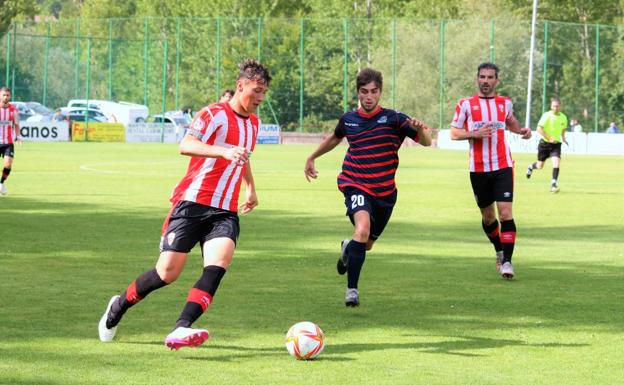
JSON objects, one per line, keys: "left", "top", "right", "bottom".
{"left": 437, "top": 129, "right": 624, "bottom": 155}
{"left": 20, "top": 121, "right": 70, "bottom": 142}
{"left": 257, "top": 124, "right": 280, "bottom": 144}
{"left": 125, "top": 123, "right": 180, "bottom": 143}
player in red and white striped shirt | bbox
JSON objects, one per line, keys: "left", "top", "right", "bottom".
{"left": 99, "top": 60, "right": 271, "bottom": 349}
{"left": 0, "top": 87, "right": 21, "bottom": 195}
{"left": 450, "top": 63, "right": 531, "bottom": 279}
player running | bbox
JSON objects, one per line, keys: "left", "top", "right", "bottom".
{"left": 525, "top": 97, "right": 568, "bottom": 193}
{"left": 450, "top": 62, "right": 531, "bottom": 279}
{"left": 304, "top": 68, "right": 432, "bottom": 307}
{"left": 98, "top": 60, "right": 271, "bottom": 349}
{"left": 0, "top": 87, "right": 21, "bottom": 195}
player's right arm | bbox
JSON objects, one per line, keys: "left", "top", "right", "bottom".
{"left": 180, "top": 135, "right": 250, "bottom": 164}
{"left": 305, "top": 116, "right": 346, "bottom": 182}
{"left": 179, "top": 108, "right": 250, "bottom": 164}
{"left": 449, "top": 99, "right": 495, "bottom": 140}
{"left": 450, "top": 125, "right": 495, "bottom": 140}
{"left": 536, "top": 125, "right": 551, "bottom": 142}
{"left": 304, "top": 134, "right": 342, "bottom": 182}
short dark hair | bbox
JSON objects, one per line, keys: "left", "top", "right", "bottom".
{"left": 0, "top": 87, "right": 10, "bottom": 93}
{"left": 356, "top": 68, "right": 383, "bottom": 92}
{"left": 238, "top": 59, "right": 272, "bottom": 86}
{"left": 221, "top": 89, "right": 235, "bottom": 98}
{"left": 477, "top": 62, "right": 499, "bottom": 79}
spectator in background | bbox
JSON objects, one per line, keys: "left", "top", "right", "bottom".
{"left": 52, "top": 108, "right": 67, "bottom": 122}
{"left": 570, "top": 118, "right": 583, "bottom": 133}
{"left": 219, "top": 89, "right": 235, "bottom": 103}
{"left": 606, "top": 121, "right": 620, "bottom": 134}
{"left": 181, "top": 106, "right": 193, "bottom": 119}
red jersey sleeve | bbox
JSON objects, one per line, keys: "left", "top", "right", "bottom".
{"left": 187, "top": 107, "right": 219, "bottom": 140}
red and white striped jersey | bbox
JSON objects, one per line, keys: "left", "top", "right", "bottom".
{"left": 170, "top": 102, "right": 259, "bottom": 212}
{"left": 0, "top": 104, "right": 18, "bottom": 145}
{"left": 451, "top": 94, "right": 514, "bottom": 172}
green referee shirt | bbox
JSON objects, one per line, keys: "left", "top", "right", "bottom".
{"left": 537, "top": 111, "right": 568, "bottom": 143}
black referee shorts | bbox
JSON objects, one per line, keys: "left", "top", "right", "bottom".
{"left": 537, "top": 140, "right": 562, "bottom": 161}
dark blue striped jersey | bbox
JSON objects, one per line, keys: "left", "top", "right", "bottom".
{"left": 334, "top": 106, "right": 419, "bottom": 197}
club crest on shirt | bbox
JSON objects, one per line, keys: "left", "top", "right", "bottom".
{"left": 192, "top": 118, "right": 205, "bottom": 131}
{"left": 377, "top": 116, "right": 387, "bottom": 124}
{"left": 498, "top": 104, "right": 505, "bottom": 112}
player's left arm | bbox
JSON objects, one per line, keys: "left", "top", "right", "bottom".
{"left": 13, "top": 110, "right": 22, "bottom": 145}
{"left": 239, "top": 160, "right": 258, "bottom": 214}
{"left": 407, "top": 119, "right": 432, "bottom": 146}
{"left": 506, "top": 113, "right": 531, "bottom": 139}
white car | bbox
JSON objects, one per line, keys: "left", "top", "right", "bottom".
{"left": 66, "top": 99, "right": 149, "bottom": 126}
{"left": 152, "top": 111, "right": 192, "bottom": 139}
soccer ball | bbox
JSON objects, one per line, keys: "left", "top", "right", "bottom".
{"left": 285, "top": 321, "right": 325, "bottom": 360}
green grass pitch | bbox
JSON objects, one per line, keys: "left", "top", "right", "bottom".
{"left": 1, "top": 142, "right": 623, "bottom": 385}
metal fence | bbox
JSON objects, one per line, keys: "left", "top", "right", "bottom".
{"left": 2, "top": 17, "right": 622, "bottom": 132}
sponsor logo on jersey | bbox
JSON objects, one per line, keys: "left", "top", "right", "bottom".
{"left": 345, "top": 122, "right": 358, "bottom": 127}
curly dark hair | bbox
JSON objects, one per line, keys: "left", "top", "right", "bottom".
{"left": 238, "top": 59, "right": 272, "bottom": 86}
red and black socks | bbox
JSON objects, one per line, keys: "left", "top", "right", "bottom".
{"left": 175, "top": 265, "right": 226, "bottom": 328}
{"left": 482, "top": 219, "right": 502, "bottom": 253}
{"left": 500, "top": 219, "right": 516, "bottom": 264}
{"left": 1, "top": 167, "right": 10, "bottom": 183}
{"left": 107, "top": 268, "right": 168, "bottom": 328}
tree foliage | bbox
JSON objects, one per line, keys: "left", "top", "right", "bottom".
{"left": 2, "top": 0, "right": 623, "bottom": 131}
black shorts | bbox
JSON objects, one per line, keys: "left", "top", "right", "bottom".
{"left": 343, "top": 187, "right": 397, "bottom": 241}
{"left": 160, "top": 200, "right": 240, "bottom": 253}
{"left": 470, "top": 167, "right": 514, "bottom": 208}
{"left": 0, "top": 144, "right": 14, "bottom": 158}
{"left": 537, "top": 140, "right": 562, "bottom": 161}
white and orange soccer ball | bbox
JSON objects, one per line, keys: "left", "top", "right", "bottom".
{"left": 285, "top": 321, "right": 325, "bottom": 360}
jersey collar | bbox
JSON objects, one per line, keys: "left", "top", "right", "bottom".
{"left": 476, "top": 93, "right": 497, "bottom": 99}
{"left": 357, "top": 105, "right": 382, "bottom": 119}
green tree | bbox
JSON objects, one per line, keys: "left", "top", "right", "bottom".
{"left": 0, "top": 0, "right": 37, "bottom": 36}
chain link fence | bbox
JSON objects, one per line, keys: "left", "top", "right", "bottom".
{"left": 1, "top": 17, "right": 622, "bottom": 132}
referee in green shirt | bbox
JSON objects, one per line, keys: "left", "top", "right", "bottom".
{"left": 526, "top": 97, "right": 568, "bottom": 193}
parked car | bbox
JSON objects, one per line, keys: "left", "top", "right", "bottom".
{"left": 11, "top": 102, "right": 34, "bottom": 121}
{"left": 66, "top": 99, "right": 149, "bottom": 125}
{"left": 152, "top": 111, "right": 192, "bottom": 139}
{"left": 62, "top": 108, "right": 108, "bottom": 123}
{"left": 25, "top": 102, "right": 54, "bottom": 122}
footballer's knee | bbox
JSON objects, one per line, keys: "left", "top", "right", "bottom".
{"left": 366, "top": 240, "right": 375, "bottom": 251}
{"left": 353, "top": 228, "right": 370, "bottom": 243}
{"left": 155, "top": 265, "right": 182, "bottom": 283}
{"left": 498, "top": 207, "right": 513, "bottom": 221}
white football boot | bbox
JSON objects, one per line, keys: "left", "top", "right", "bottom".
{"left": 500, "top": 262, "right": 515, "bottom": 279}
{"left": 345, "top": 288, "right": 359, "bottom": 307}
{"left": 98, "top": 295, "right": 120, "bottom": 342}
{"left": 165, "top": 327, "right": 209, "bottom": 350}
